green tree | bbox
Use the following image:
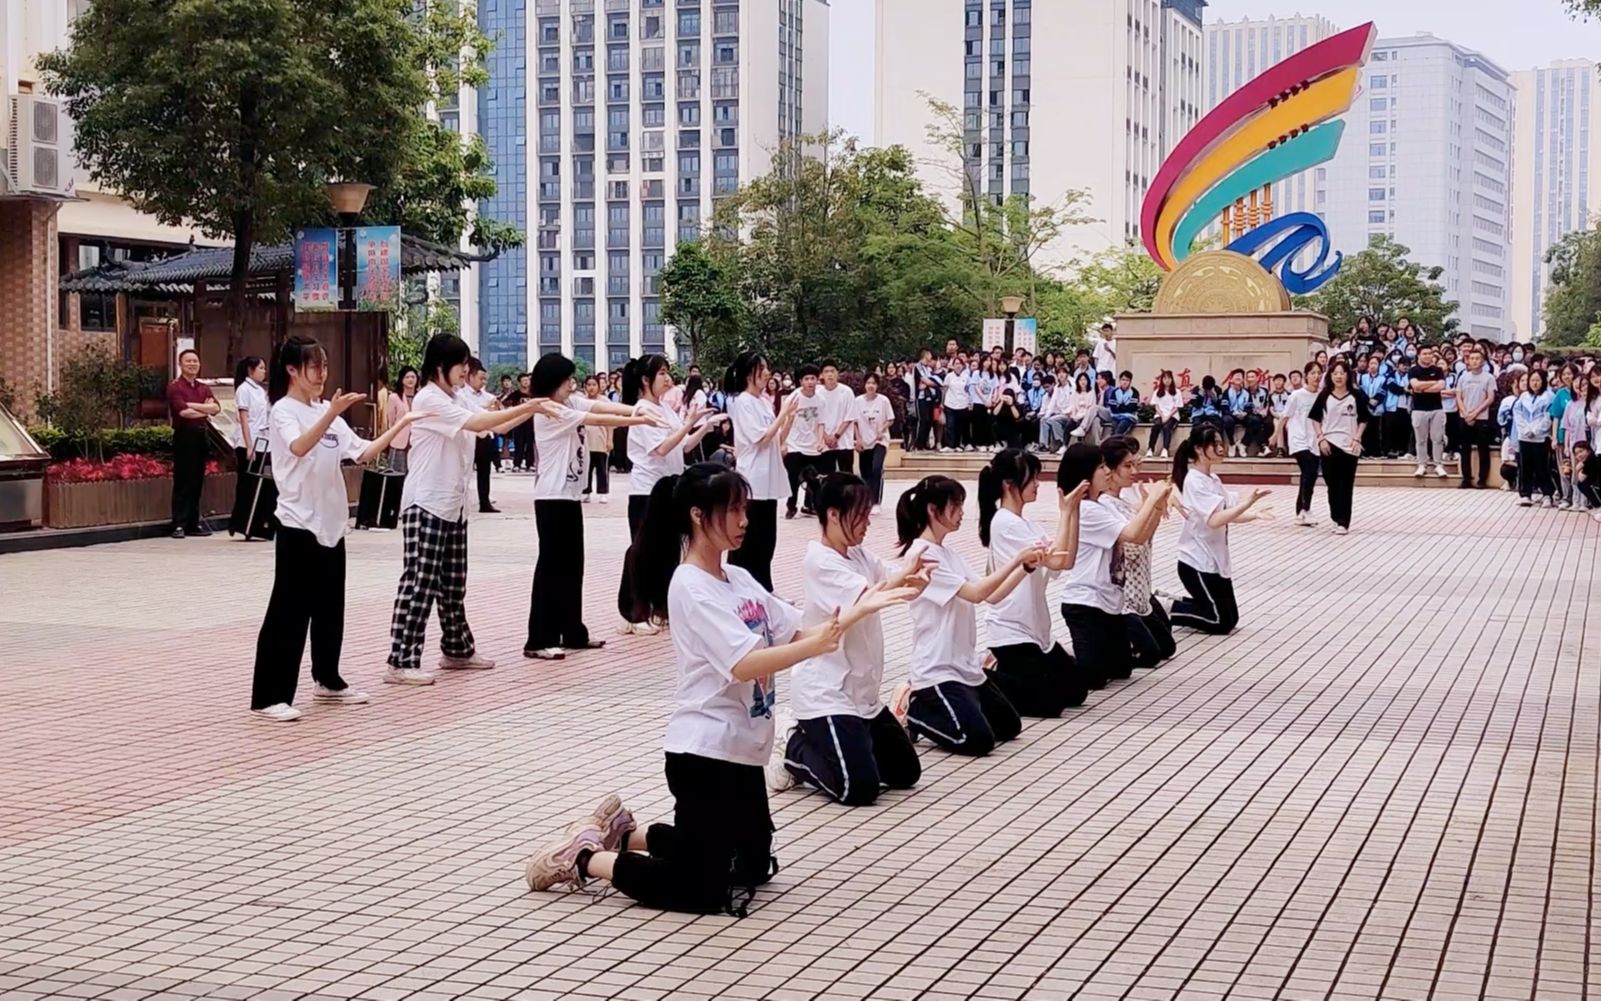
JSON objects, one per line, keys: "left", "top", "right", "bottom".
{"left": 660, "top": 242, "right": 744, "bottom": 365}
{"left": 1539, "top": 228, "right": 1601, "bottom": 347}
{"left": 33, "top": 345, "right": 150, "bottom": 460}
{"left": 1295, "top": 235, "right": 1459, "bottom": 338}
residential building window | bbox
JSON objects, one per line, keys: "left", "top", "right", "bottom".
{"left": 678, "top": 10, "right": 699, "bottom": 36}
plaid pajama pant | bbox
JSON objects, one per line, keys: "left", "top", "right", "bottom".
{"left": 388, "top": 506, "right": 476, "bottom": 671}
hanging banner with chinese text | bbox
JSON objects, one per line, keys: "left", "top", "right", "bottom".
{"left": 293, "top": 228, "right": 338, "bottom": 313}
{"left": 353, "top": 226, "right": 402, "bottom": 312}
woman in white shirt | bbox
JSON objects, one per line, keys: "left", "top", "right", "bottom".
{"left": 524, "top": 463, "right": 894, "bottom": 914}
{"left": 1307, "top": 358, "right": 1372, "bottom": 534}
{"left": 1145, "top": 370, "right": 1182, "bottom": 458}
{"left": 524, "top": 353, "right": 665, "bottom": 661}
{"left": 941, "top": 357, "right": 971, "bottom": 451}
{"left": 617, "top": 353, "right": 727, "bottom": 635}
{"left": 1510, "top": 369, "right": 1557, "bottom": 507}
{"left": 386, "top": 335, "right": 549, "bottom": 685}
{"left": 1055, "top": 442, "right": 1171, "bottom": 684}
{"left": 853, "top": 373, "right": 896, "bottom": 509}
{"left": 1098, "top": 441, "right": 1179, "bottom": 668}
{"left": 1168, "top": 426, "right": 1271, "bottom": 635}
{"left": 895, "top": 476, "right": 1045, "bottom": 756}
{"left": 976, "top": 448, "right": 1089, "bottom": 713}
{"left": 773, "top": 474, "right": 924, "bottom": 804}
{"left": 724, "top": 352, "right": 797, "bottom": 591}
{"left": 1285, "top": 361, "right": 1324, "bottom": 526}
{"left": 249, "top": 335, "right": 424, "bottom": 722}
{"left": 229, "top": 355, "right": 272, "bottom": 539}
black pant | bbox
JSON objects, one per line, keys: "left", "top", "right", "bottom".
{"left": 1125, "top": 602, "right": 1176, "bottom": 668}
{"left": 1361, "top": 416, "right": 1385, "bottom": 457}
{"left": 1518, "top": 440, "right": 1555, "bottom": 498}
{"left": 1147, "top": 418, "right": 1177, "bottom": 453}
{"left": 1293, "top": 450, "right": 1321, "bottom": 514}
{"left": 1170, "top": 562, "right": 1239, "bottom": 635}
{"left": 618, "top": 493, "right": 652, "bottom": 623}
{"left": 474, "top": 436, "right": 496, "bottom": 510}
{"left": 907, "top": 678, "right": 1021, "bottom": 756}
{"left": 915, "top": 400, "right": 937, "bottom": 450}
{"left": 1578, "top": 479, "right": 1601, "bottom": 508}
{"left": 857, "top": 445, "right": 887, "bottom": 504}
{"left": 611, "top": 753, "right": 775, "bottom": 915}
{"left": 971, "top": 407, "right": 991, "bottom": 448}
{"left": 988, "top": 641, "right": 1088, "bottom": 716}
{"left": 585, "top": 453, "right": 610, "bottom": 495}
{"left": 1243, "top": 414, "right": 1270, "bottom": 449}
{"left": 611, "top": 427, "right": 632, "bottom": 471}
{"left": 171, "top": 426, "right": 208, "bottom": 530}
{"left": 784, "top": 708, "right": 921, "bottom": 806}
{"left": 1384, "top": 410, "right": 1411, "bottom": 456}
{"left": 826, "top": 448, "right": 854, "bottom": 475}
{"left": 1459, "top": 420, "right": 1492, "bottom": 486}
{"left": 512, "top": 424, "right": 534, "bottom": 470}
{"left": 526, "top": 500, "right": 589, "bottom": 650}
{"left": 784, "top": 452, "right": 825, "bottom": 515}
{"left": 728, "top": 498, "right": 777, "bottom": 592}
{"left": 943, "top": 407, "right": 967, "bottom": 448}
{"left": 250, "top": 528, "right": 349, "bottom": 709}
{"left": 1322, "top": 448, "right": 1358, "bottom": 528}
{"left": 1445, "top": 412, "right": 1462, "bottom": 457}
{"left": 1061, "top": 603, "right": 1132, "bottom": 686}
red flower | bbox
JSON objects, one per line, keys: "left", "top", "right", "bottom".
{"left": 48, "top": 455, "right": 176, "bottom": 483}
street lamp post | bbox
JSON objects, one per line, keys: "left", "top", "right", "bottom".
{"left": 1000, "top": 293, "right": 1025, "bottom": 358}
{"left": 324, "top": 181, "right": 374, "bottom": 401}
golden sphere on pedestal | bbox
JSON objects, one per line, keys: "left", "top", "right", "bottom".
{"left": 1152, "top": 250, "right": 1292, "bottom": 315}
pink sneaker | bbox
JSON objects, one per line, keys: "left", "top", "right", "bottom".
{"left": 524, "top": 826, "right": 605, "bottom": 892}
{"left": 582, "top": 794, "right": 635, "bottom": 853}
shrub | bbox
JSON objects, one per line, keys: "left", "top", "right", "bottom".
{"left": 29, "top": 425, "right": 174, "bottom": 461}
{"left": 32, "top": 345, "right": 155, "bottom": 460}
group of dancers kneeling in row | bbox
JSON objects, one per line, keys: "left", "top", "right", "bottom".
{"left": 523, "top": 429, "right": 1271, "bottom": 917}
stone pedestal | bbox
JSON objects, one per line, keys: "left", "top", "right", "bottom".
{"left": 1111, "top": 311, "right": 1330, "bottom": 396}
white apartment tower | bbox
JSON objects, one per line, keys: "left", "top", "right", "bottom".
{"left": 873, "top": 0, "right": 1204, "bottom": 265}
{"left": 1204, "top": 14, "right": 1339, "bottom": 222}
{"left": 1322, "top": 34, "right": 1514, "bottom": 338}
{"left": 1509, "top": 60, "right": 1601, "bottom": 340}
{"left": 478, "top": 0, "right": 829, "bottom": 369}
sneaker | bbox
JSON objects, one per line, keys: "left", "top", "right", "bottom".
{"left": 889, "top": 681, "right": 912, "bottom": 728}
{"left": 618, "top": 619, "right": 661, "bottom": 636}
{"left": 383, "top": 668, "right": 437, "bottom": 686}
{"left": 1434, "top": 465, "right": 1449, "bottom": 478}
{"left": 582, "top": 494, "right": 593, "bottom": 504}
{"left": 582, "top": 794, "right": 636, "bottom": 853}
{"left": 1413, "top": 464, "right": 1426, "bottom": 477}
{"left": 1160, "top": 449, "right": 1169, "bottom": 459}
{"left": 479, "top": 505, "right": 501, "bottom": 514}
{"left": 766, "top": 707, "right": 799, "bottom": 793}
{"left": 1145, "top": 449, "right": 1154, "bottom": 458}
{"left": 313, "top": 684, "right": 370, "bottom": 704}
{"left": 1331, "top": 525, "right": 1349, "bottom": 536}
{"left": 524, "top": 647, "right": 567, "bottom": 660}
{"left": 1153, "top": 587, "right": 1185, "bottom": 605}
{"left": 1558, "top": 500, "right": 1573, "bottom": 511}
{"left": 1459, "top": 481, "right": 1473, "bottom": 490}
{"left": 1591, "top": 509, "right": 1601, "bottom": 523}
{"left": 1293, "top": 511, "right": 1308, "bottom": 527}
{"left": 1517, "top": 497, "right": 1533, "bottom": 507}
{"left": 1070, "top": 425, "right": 1088, "bottom": 438}
{"left": 250, "top": 702, "right": 301, "bottom": 722}
{"left": 871, "top": 504, "right": 882, "bottom": 515}
{"left": 170, "top": 527, "right": 186, "bottom": 540}
{"left": 599, "top": 495, "right": 610, "bottom": 505}
{"left": 439, "top": 654, "right": 496, "bottom": 671}
{"left": 524, "top": 825, "right": 606, "bottom": 892}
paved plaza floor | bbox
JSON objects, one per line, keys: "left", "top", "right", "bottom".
{"left": 1, "top": 473, "right": 1598, "bottom": 1001}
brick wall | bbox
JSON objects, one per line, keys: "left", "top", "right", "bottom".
{"left": 0, "top": 200, "right": 61, "bottom": 420}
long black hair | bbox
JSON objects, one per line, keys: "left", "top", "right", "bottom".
{"left": 233, "top": 356, "right": 263, "bottom": 389}
{"left": 896, "top": 475, "right": 967, "bottom": 555}
{"left": 630, "top": 461, "right": 753, "bottom": 624}
{"left": 531, "top": 352, "right": 577, "bottom": 397}
{"left": 724, "top": 350, "right": 768, "bottom": 396}
{"left": 393, "top": 365, "right": 419, "bottom": 396}
{"left": 420, "top": 333, "right": 471, "bottom": 386}
{"left": 268, "top": 335, "right": 326, "bottom": 404}
{"left": 684, "top": 373, "right": 705, "bottom": 404}
{"left": 813, "top": 471, "right": 874, "bottom": 531}
{"left": 622, "top": 353, "right": 671, "bottom": 406}
{"left": 1171, "top": 425, "right": 1225, "bottom": 490}
{"left": 1055, "top": 443, "right": 1103, "bottom": 495}
{"left": 976, "top": 447, "right": 1040, "bottom": 547}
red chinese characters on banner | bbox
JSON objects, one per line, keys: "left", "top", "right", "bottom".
{"left": 293, "top": 228, "right": 339, "bottom": 312}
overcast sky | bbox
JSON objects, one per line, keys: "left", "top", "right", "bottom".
{"left": 831, "top": 0, "right": 1601, "bottom": 144}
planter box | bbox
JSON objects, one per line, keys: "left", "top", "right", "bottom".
{"left": 43, "top": 467, "right": 365, "bottom": 530}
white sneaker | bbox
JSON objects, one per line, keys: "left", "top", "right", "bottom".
{"left": 312, "top": 684, "right": 370, "bottom": 704}
{"left": 1070, "top": 425, "right": 1088, "bottom": 438}
{"left": 1331, "top": 525, "right": 1349, "bottom": 536}
{"left": 766, "top": 708, "right": 798, "bottom": 793}
{"left": 384, "top": 667, "right": 438, "bottom": 686}
{"left": 1517, "top": 497, "right": 1533, "bottom": 507}
{"left": 1413, "top": 464, "right": 1426, "bottom": 477}
{"left": 1591, "top": 509, "right": 1601, "bottom": 523}
{"left": 582, "top": 494, "right": 592, "bottom": 504}
{"left": 617, "top": 619, "right": 661, "bottom": 636}
{"left": 1558, "top": 500, "right": 1572, "bottom": 511}
{"left": 1145, "top": 450, "right": 1154, "bottom": 458}
{"left": 1294, "top": 511, "right": 1309, "bottom": 527}
{"left": 439, "top": 654, "right": 496, "bottom": 671}
{"left": 1160, "top": 449, "right": 1169, "bottom": 459}
{"left": 1434, "top": 465, "right": 1449, "bottom": 478}
{"left": 250, "top": 703, "right": 301, "bottom": 722}
{"left": 599, "top": 495, "right": 610, "bottom": 505}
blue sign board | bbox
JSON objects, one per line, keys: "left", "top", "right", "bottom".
{"left": 293, "top": 228, "right": 338, "bottom": 313}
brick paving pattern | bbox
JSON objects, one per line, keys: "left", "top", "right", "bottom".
{"left": 0, "top": 473, "right": 1596, "bottom": 1000}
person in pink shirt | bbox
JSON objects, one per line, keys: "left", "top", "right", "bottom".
{"left": 384, "top": 366, "right": 419, "bottom": 468}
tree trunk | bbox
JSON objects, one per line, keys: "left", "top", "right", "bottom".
{"left": 225, "top": 89, "right": 261, "bottom": 371}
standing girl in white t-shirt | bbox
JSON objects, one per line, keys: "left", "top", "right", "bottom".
{"left": 976, "top": 448, "right": 1090, "bottom": 713}
{"left": 524, "top": 463, "right": 888, "bottom": 915}
{"left": 895, "top": 476, "right": 1050, "bottom": 756}
{"left": 229, "top": 355, "right": 272, "bottom": 539}
{"left": 1168, "top": 426, "right": 1271, "bottom": 635}
{"left": 617, "top": 353, "right": 728, "bottom": 635}
{"left": 385, "top": 335, "right": 550, "bottom": 685}
{"left": 725, "top": 352, "right": 797, "bottom": 592}
{"left": 853, "top": 373, "right": 896, "bottom": 509}
{"left": 773, "top": 474, "right": 926, "bottom": 804}
{"left": 524, "top": 353, "right": 665, "bottom": 661}
{"left": 248, "top": 335, "right": 425, "bottom": 722}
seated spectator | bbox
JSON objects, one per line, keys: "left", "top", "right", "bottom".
{"left": 1105, "top": 371, "right": 1139, "bottom": 437}
{"left": 1189, "top": 376, "right": 1226, "bottom": 433}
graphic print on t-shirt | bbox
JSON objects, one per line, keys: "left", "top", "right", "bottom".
{"left": 736, "top": 596, "right": 776, "bottom": 719}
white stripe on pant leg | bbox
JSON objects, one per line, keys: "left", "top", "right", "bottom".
{"left": 906, "top": 684, "right": 968, "bottom": 745}
{"left": 1170, "top": 567, "right": 1223, "bottom": 629}
{"left": 781, "top": 721, "right": 848, "bottom": 802}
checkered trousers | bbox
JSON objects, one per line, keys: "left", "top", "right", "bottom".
{"left": 387, "top": 506, "right": 475, "bottom": 671}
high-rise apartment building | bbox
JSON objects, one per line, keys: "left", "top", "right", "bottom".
{"left": 1204, "top": 14, "right": 1339, "bottom": 223}
{"left": 476, "top": 0, "right": 829, "bottom": 370}
{"left": 873, "top": 0, "right": 1204, "bottom": 264}
{"left": 1322, "top": 33, "right": 1513, "bottom": 337}
{"left": 1509, "top": 60, "right": 1601, "bottom": 340}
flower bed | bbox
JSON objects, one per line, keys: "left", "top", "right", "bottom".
{"left": 47, "top": 454, "right": 223, "bottom": 483}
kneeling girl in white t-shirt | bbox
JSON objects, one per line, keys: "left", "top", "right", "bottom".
{"left": 1169, "top": 425, "right": 1271, "bottom": 635}
{"left": 523, "top": 463, "right": 900, "bottom": 915}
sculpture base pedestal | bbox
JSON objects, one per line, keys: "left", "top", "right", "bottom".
{"left": 1112, "top": 311, "right": 1330, "bottom": 396}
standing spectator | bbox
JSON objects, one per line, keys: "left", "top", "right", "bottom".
{"left": 1512, "top": 370, "right": 1557, "bottom": 507}
{"left": 229, "top": 355, "right": 272, "bottom": 538}
{"left": 1555, "top": 365, "right": 1586, "bottom": 509}
{"left": 1285, "top": 362, "right": 1323, "bottom": 526}
{"left": 941, "top": 356, "right": 972, "bottom": 451}
{"left": 1092, "top": 323, "right": 1117, "bottom": 376}
{"left": 461, "top": 358, "right": 502, "bottom": 514}
{"left": 913, "top": 349, "right": 942, "bottom": 451}
{"left": 581, "top": 375, "right": 612, "bottom": 504}
{"left": 1358, "top": 355, "right": 1389, "bottom": 457}
{"left": 783, "top": 365, "right": 827, "bottom": 518}
{"left": 1384, "top": 349, "right": 1414, "bottom": 459}
{"left": 1407, "top": 345, "right": 1449, "bottom": 478}
{"left": 972, "top": 357, "right": 999, "bottom": 449}
{"left": 167, "top": 348, "right": 219, "bottom": 539}
{"left": 1147, "top": 370, "right": 1181, "bottom": 458}
{"left": 854, "top": 374, "right": 895, "bottom": 510}
{"left": 385, "top": 366, "right": 419, "bottom": 471}
{"left": 1454, "top": 346, "right": 1497, "bottom": 489}
{"left": 817, "top": 359, "right": 857, "bottom": 473}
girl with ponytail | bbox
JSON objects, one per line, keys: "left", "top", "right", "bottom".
{"left": 770, "top": 473, "right": 928, "bottom": 805}
{"left": 1168, "top": 426, "right": 1271, "bottom": 635}
{"left": 976, "top": 448, "right": 1091, "bottom": 714}
{"left": 724, "top": 351, "right": 797, "bottom": 591}
{"left": 524, "top": 463, "right": 887, "bottom": 917}
{"left": 892, "top": 476, "right": 1054, "bottom": 756}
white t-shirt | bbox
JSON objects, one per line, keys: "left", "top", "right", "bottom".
{"left": 532, "top": 395, "right": 594, "bottom": 500}
{"left": 1153, "top": 391, "right": 1182, "bottom": 422}
{"left": 854, "top": 394, "right": 895, "bottom": 449}
{"left": 906, "top": 540, "right": 987, "bottom": 689}
{"left": 1093, "top": 337, "right": 1117, "bottom": 375}
{"left": 1059, "top": 496, "right": 1128, "bottom": 614}
{"left": 662, "top": 563, "right": 803, "bottom": 767}
{"left": 731, "top": 392, "right": 786, "bottom": 501}
{"left": 817, "top": 382, "right": 857, "bottom": 450}
{"left": 1177, "top": 469, "right": 1233, "bottom": 577}
{"left": 268, "top": 397, "right": 368, "bottom": 548}
{"left": 985, "top": 508, "right": 1055, "bottom": 651}
{"left": 1284, "top": 387, "right": 1320, "bottom": 455}
{"left": 235, "top": 379, "right": 271, "bottom": 452}
{"left": 790, "top": 542, "right": 889, "bottom": 720}
{"left": 627, "top": 400, "right": 686, "bottom": 496}
{"left": 785, "top": 390, "right": 825, "bottom": 456}
{"left": 943, "top": 373, "right": 971, "bottom": 410}
{"left": 400, "top": 382, "right": 474, "bottom": 521}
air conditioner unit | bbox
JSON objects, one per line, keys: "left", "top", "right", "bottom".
{"left": 6, "top": 95, "right": 74, "bottom": 197}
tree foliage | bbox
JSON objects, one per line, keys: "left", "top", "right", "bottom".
{"left": 33, "top": 345, "right": 153, "bottom": 460}
{"left": 659, "top": 242, "right": 743, "bottom": 365}
{"left": 1539, "top": 227, "right": 1601, "bottom": 348}
{"left": 1295, "top": 235, "right": 1459, "bottom": 338}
